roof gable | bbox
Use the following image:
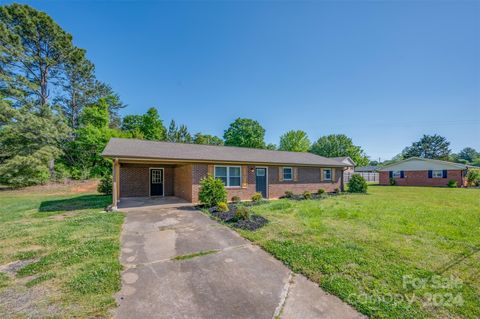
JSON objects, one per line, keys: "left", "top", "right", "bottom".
{"left": 102, "top": 138, "right": 352, "bottom": 167}
{"left": 332, "top": 157, "right": 356, "bottom": 166}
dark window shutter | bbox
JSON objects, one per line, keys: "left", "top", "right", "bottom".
{"left": 428, "top": 170, "right": 432, "bottom": 178}
{"left": 400, "top": 171, "right": 405, "bottom": 178}
{"left": 443, "top": 170, "right": 447, "bottom": 178}
{"left": 389, "top": 171, "right": 393, "bottom": 178}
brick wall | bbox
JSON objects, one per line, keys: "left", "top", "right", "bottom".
{"left": 268, "top": 166, "right": 342, "bottom": 198}
{"left": 191, "top": 164, "right": 343, "bottom": 203}
{"left": 174, "top": 164, "right": 193, "bottom": 202}
{"left": 119, "top": 163, "right": 174, "bottom": 197}
{"left": 379, "top": 170, "right": 464, "bottom": 187}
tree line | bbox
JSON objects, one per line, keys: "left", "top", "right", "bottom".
{"left": 373, "top": 134, "right": 480, "bottom": 167}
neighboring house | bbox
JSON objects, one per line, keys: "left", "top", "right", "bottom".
{"left": 332, "top": 157, "right": 356, "bottom": 174}
{"left": 378, "top": 157, "right": 471, "bottom": 187}
{"left": 102, "top": 138, "right": 353, "bottom": 208}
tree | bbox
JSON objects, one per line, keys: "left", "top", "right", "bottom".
{"left": 0, "top": 4, "right": 75, "bottom": 109}
{"left": 121, "top": 108, "right": 166, "bottom": 140}
{"left": 279, "top": 130, "right": 310, "bottom": 152}
{"left": 84, "top": 81, "right": 125, "bottom": 128}
{"left": 166, "top": 120, "right": 192, "bottom": 143}
{"left": 0, "top": 4, "right": 124, "bottom": 128}
{"left": 57, "top": 47, "right": 95, "bottom": 129}
{"left": 0, "top": 105, "right": 70, "bottom": 187}
{"left": 121, "top": 114, "right": 144, "bottom": 138}
{"left": 193, "top": 133, "right": 223, "bottom": 145}
{"left": 402, "top": 134, "right": 451, "bottom": 160}
{"left": 265, "top": 143, "right": 277, "bottom": 150}
{"left": 310, "top": 134, "right": 369, "bottom": 166}
{"left": 177, "top": 125, "right": 192, "bottom": 143}
{"left": 63, "top": 98, "right": 122, "bottom": 178}
{"left": 457, "top": 147, "right": 478, "bottom": 163}
{"left": 223, "top": 118, "right": 266, "bottom": 149}
{"left": 141, "top": 107, "right": 166, "bottom": 140}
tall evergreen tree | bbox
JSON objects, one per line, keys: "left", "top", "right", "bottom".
{"left": 402, "top": 134, "right": 451, "bottom": 160}
{"left": 167, "top": 119, "right": 178, "bottom": 142}
{"left": 0, "top": 4, "right": 74, "bottom": 109}
{"left": 84, "top": 81, "right": 125, "bottom": 128}
{"left": 57, "top": 48, "right": 95, "bottom": 129}
{"left": 166, "top": 119, "right": 192, "bottom": 143}
{"left": 0, "top": 104, "right": 69, "bottom": 187}
{"left": 140, "top": 107, "right": 166, "bottom": 140}
{"left": 177, "top": 124, "right": 192, "bottom": 143}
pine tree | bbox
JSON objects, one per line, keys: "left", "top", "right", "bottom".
{"left": 0, "top": 104, "right": 70, "bottom": 187}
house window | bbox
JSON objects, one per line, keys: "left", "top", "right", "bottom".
{"left": 151, "top": 170, "right": 163, "bottom": 184}
{"left": 392, "top": 171, "right": 401, "bottom": 178}
{"left": 283, "top": 167, "right": 293, "bottom": 180}
{"left": 323, "top": 169, "right": 332, "bottom": 181}
{"left": 432, "top": 170, "right": 443, "bottom": 178}
{"left": 215, "top": 166, "right": 241, "bottom": 187}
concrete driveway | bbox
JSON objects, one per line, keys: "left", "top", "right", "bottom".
{"left": 114, "top": 197, "right": 365, "bottom": 319}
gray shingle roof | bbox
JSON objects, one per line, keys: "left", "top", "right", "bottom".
{"left": 102, "top": 138, "right": 351, "bottom": 167}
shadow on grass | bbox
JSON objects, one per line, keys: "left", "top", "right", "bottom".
{"left": 39, "top": 195, "right": 111, "bottom": 212}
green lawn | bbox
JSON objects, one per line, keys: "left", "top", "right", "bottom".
{"left": 239, "top": 186, "right": 480, "bottom": 319}
{"left": 0, "top": 184, "right": 124, "bottom": 318}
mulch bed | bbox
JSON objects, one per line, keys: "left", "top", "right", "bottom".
{"left": 207, "top": 203, "right": 269, "bottom": 231}
{"left": 232, "top": 215, "right": 268, "bottom": 230}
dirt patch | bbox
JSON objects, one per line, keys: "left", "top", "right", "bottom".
{"left": 0, "top": 283, "right": 61, "bottom": 318}
{"left": 49, "top": 211, "right": 79, "bottom": 221}
{"left": 0, "top": 259, "right": 38, "bottom": 277}
{"left": 1, "top": 180, "right": 99, "bottom": 196}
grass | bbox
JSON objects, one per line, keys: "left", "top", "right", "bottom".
{"left": 172, "top": 250, "right": 218, "bottom": 261}
{"left": 0, "top": 182, "right": 124, "bottom": 318}
{"left": 238, "top": 186, "right": 480, "bottom": 319}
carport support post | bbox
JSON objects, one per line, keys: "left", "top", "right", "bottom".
{"left": 112, "top": 158, "right": 120, "bottom": 210}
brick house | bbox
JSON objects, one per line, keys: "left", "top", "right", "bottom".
{"left": 378, "top": 157, "right": 472, "bottom": 187}
{"left": 102, "top": 138, "right": 353, "bottom": 208}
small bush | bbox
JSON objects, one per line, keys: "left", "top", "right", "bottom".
{"left": 231, "top": 196, "right": 241, "bottom": 203}
{"left": 284, "top": 191, "right": 294, "bottom": 198}
{"left": 303, "top": 191, "right": 312, "bottom": 199}
{"left": 217, "top": 202, "right": 229, "bottom": 212}
{"left": 467, "top": 169, "right": 480, "bottom": 187}
{"left": 97, "top": 175, "right": 112, "bottom": 195}
{"left": 334, "top": 188, "right": 341, "bottom": 194}
{"left": 198, "top": 176, "right": 227, "bottom": 207}
{"left": 235, "top": 206, "right": 250, "bottom": 220}
{"left": 317, "top": 189, "right": 325, "bottom": 195}
{"left": 251, "top": 192, "right": 263, "bottom": 202}
{"left": 347, "top": 174, "right": 368, "bottom": 193}
{"left": 447, "top": 180, "right": 458, "bottom": 188}
{"left": 389, "top": 178, "right": 396, "bottom": 186}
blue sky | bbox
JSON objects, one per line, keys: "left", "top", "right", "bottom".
{"left": 6, "top": 0, "right": 480, "bottom": 161}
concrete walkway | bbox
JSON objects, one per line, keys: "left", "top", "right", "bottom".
{"left": 114, "top": 198, "right": 365, "bottom": 319}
